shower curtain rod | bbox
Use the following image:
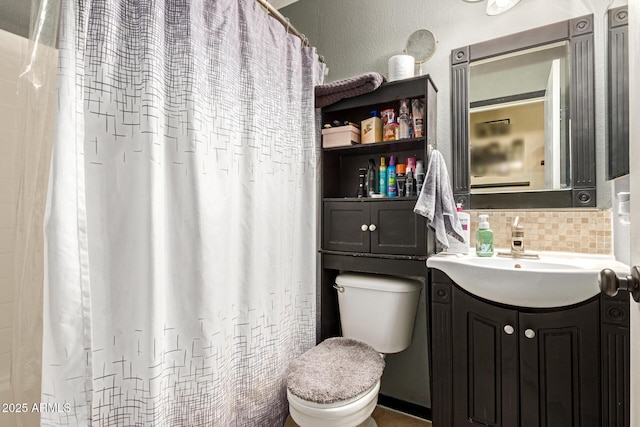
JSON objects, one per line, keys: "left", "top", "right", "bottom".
{"left": 255, "top": 0, "right": 324, "bottom": 62}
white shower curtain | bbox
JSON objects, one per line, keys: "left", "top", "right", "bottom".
{"left": 42, "top": 0, "right": 323, "bottom": 425}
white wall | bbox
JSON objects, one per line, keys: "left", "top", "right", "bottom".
{"left": 283, "top": 0, "right": 627, "bottom": 209}
{"left": 0, "top": 28, "right": 28, "bottom": 427}
{"left": 0, "top": 28, "right": 55, "bottom": 427}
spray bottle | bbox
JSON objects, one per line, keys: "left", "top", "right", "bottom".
{"left": 379, "top": 157, "right": 387, "bottom": 197}
{"left": 387, "top": 155, "right": 397, "bottom": 198}
{"left": 366, "top": 159, "right": 376, "bottom": 196}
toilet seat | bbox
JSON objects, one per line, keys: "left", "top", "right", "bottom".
{"left": 286, "top": 338, "right": 384, "bottom": 427}
{"left": 286, "top": 337, "right": 385, "bottom": 405}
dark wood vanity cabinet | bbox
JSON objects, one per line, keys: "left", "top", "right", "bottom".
{"left": 432, "top": 269, "right": 630, "bottom": 427}
{"left": 451, "top": 285, "right": 519, "bottom": 427}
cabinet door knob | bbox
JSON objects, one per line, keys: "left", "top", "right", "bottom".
{"left": 503, "top": 325, "right": 514, "bottom": 335}
{"left": 369, "top": 224, "right": 377, "bottom": 232}
{"left": 361, "top": 224, "right": 368, "bottom": 232}
{"left": 524, "top": 329, "right": 536, "bottom": 339}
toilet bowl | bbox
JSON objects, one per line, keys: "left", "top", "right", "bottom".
{"left": 286, "top": 273, "right": 422, "bottom": 427}
{"left": 287, "top": 379, "right": 380, "bottom": 427}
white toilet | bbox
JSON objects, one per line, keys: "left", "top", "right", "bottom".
{"left": 286, "top": 272, "right": 422, "bottom": 427}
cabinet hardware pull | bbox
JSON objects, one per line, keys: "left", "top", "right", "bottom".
{"left": 369, "top": 224, "right": 377, "bottom": 232}
{"left": 361, "top": 224, "right": 368, "bottom": 232}
{"left": 503, "top": 325, "right": 514, "bottom": 335}
{"left": 332, "top": 284, "right": 345, "bottom": 293}
{"left": 524, "top": 329, "right": 536, "bottom": 339}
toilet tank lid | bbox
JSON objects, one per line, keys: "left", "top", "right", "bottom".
{"left": 335, "top": 272, "right": 421, "bottom": 292}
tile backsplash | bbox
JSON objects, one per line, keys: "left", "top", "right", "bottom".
{"left": 467, "top": 210, "right": 612, "bottom": 254}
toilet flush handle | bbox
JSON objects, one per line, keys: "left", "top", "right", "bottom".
{"left": 333, "top": 283, "right": 345, "bottom": 293}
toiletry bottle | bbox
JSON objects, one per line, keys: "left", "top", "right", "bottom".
{"left": 398, "top": 99, "right": 410, "bottom": 139}
{"left": 357, "top": 168, "right": 367, "bottom": 198}
{"left": 366, "top": 159, "right": 376, "bottom": 196}
{"left": 396, "top": 163, "right": 406, "bottom": 198}
{"left": 382, "top": 109, "right": 396, "bottom": 142}
{"left": 406, "top": 168, "right": 414, "bottom": 196}
{"left": 415, "top": 160, "right": 425, "bottom": 194}
{"left": 475, "top": 214, "right": 494, "bottom": 257}
{"left": 447, "top": 203, "right": 470, "bottom": 254}
{"left": 379, "top": 157, "right": 387, "bottom": 197}
{"left": 387, "top": 156, "right": 397, "bottom": 197}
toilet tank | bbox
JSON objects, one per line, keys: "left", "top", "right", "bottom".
{"left": 335, "top": 272, "right": 422, "bottom": 354}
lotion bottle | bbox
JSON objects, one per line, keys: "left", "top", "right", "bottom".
{"left": 447, "top": 203, "right": 470, "bottom": 254}
{"left": 475, "top": 214, "right": 494, "bottom": 257}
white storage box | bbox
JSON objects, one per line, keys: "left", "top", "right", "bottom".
{"left": 322, "top": 125, "right": 361, "bottom": 148}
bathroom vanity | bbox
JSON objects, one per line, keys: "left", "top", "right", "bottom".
{"left": 429, "top": 256, "right": 630, "bottom": 427}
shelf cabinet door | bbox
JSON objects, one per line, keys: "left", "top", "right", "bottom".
{"left": 452, "top": 286, "right": 519, "bottom": 427}
{"left": 370, "top": 200, "right": 427, "bottom": 255}
{"left": 519, "top": 299, "right": 600, "bottom": 427}
{"left": 323, "top": 201, "right": 370, "bottom": 252}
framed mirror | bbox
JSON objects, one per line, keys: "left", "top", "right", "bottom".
{"left": 451, "top": 15, "right": 596, "bottom": 209}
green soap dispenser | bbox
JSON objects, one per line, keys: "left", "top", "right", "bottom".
{"left": 475, "top": 214, "right": 494, "bottom": 257}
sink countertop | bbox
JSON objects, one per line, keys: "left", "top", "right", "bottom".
{"left": 427, "top": 249, "right": 629, "bottom": 308}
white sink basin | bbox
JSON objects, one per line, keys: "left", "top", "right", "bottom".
{"left": 427, "top": 250, "right": 629, "bottom": 308}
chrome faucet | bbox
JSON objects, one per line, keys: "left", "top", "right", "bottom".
{"left": 497, "top": 216, "right": 539, "bottom": 259}
{"left": 511, "top": 216, "right": 525, "bottom": 255}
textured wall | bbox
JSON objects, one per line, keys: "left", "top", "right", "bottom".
{"left": 0, "top": 2, "right": 30, "bottom": 39}
{"left": 283, "top": 0, "right": 628, "bottom": 209}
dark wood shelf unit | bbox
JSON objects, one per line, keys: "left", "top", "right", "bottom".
{"left": 318, "top": 75, "right": 438, "bottom": 420}
{"left": 322, "top": 137, "right": 425, "bottom": 154}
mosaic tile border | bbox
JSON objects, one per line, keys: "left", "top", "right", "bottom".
{"left": 466, "top": 210, "right": 612, "bottom": 254}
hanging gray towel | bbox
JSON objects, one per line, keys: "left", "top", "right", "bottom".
{"left": 414, "top": 150, "right": 464, "bottom": 249}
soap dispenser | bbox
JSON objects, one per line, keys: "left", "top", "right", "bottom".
{"left": 476, "top": 214, "right": 494, "bottom": 257}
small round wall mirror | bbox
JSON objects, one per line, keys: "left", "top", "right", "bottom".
{"left": 404, "top": 29, "right": 437, "bottom": 75}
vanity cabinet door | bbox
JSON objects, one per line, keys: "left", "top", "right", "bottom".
{"left": 323, "top": 201, "right": 370, "bottom": 252}
{"left": 518, "top": 299, "right": 600, "bottom": 427}
{"left": 452, "top": 286, "right": 519, "bottom": 427}
{"left": 370, "top": 200, "right": 427, "bottom": 256}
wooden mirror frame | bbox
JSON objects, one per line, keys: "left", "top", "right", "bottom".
{"left": 607, "top": 6, "right": 629, "bottom": 180}
{"left": 451, "top": 15, "right": 596, "bottom": 209}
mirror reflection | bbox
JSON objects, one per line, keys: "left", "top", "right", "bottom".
{"left": 469, "top": 42, "right": 570, "bottom": 193}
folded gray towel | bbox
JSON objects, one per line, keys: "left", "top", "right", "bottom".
{"left": 414, "top": 150, "right": 464, "bottom": 248}
{"left": 315, "top": 72, "right": 385, "bottom": 108}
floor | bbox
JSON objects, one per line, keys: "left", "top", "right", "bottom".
{"left": 284, "top": 405, "right": 432, "bottom": 426}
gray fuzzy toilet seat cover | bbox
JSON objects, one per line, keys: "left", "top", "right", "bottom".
{"left": 286, "top": 337, "right": 385, "bottom": 404}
